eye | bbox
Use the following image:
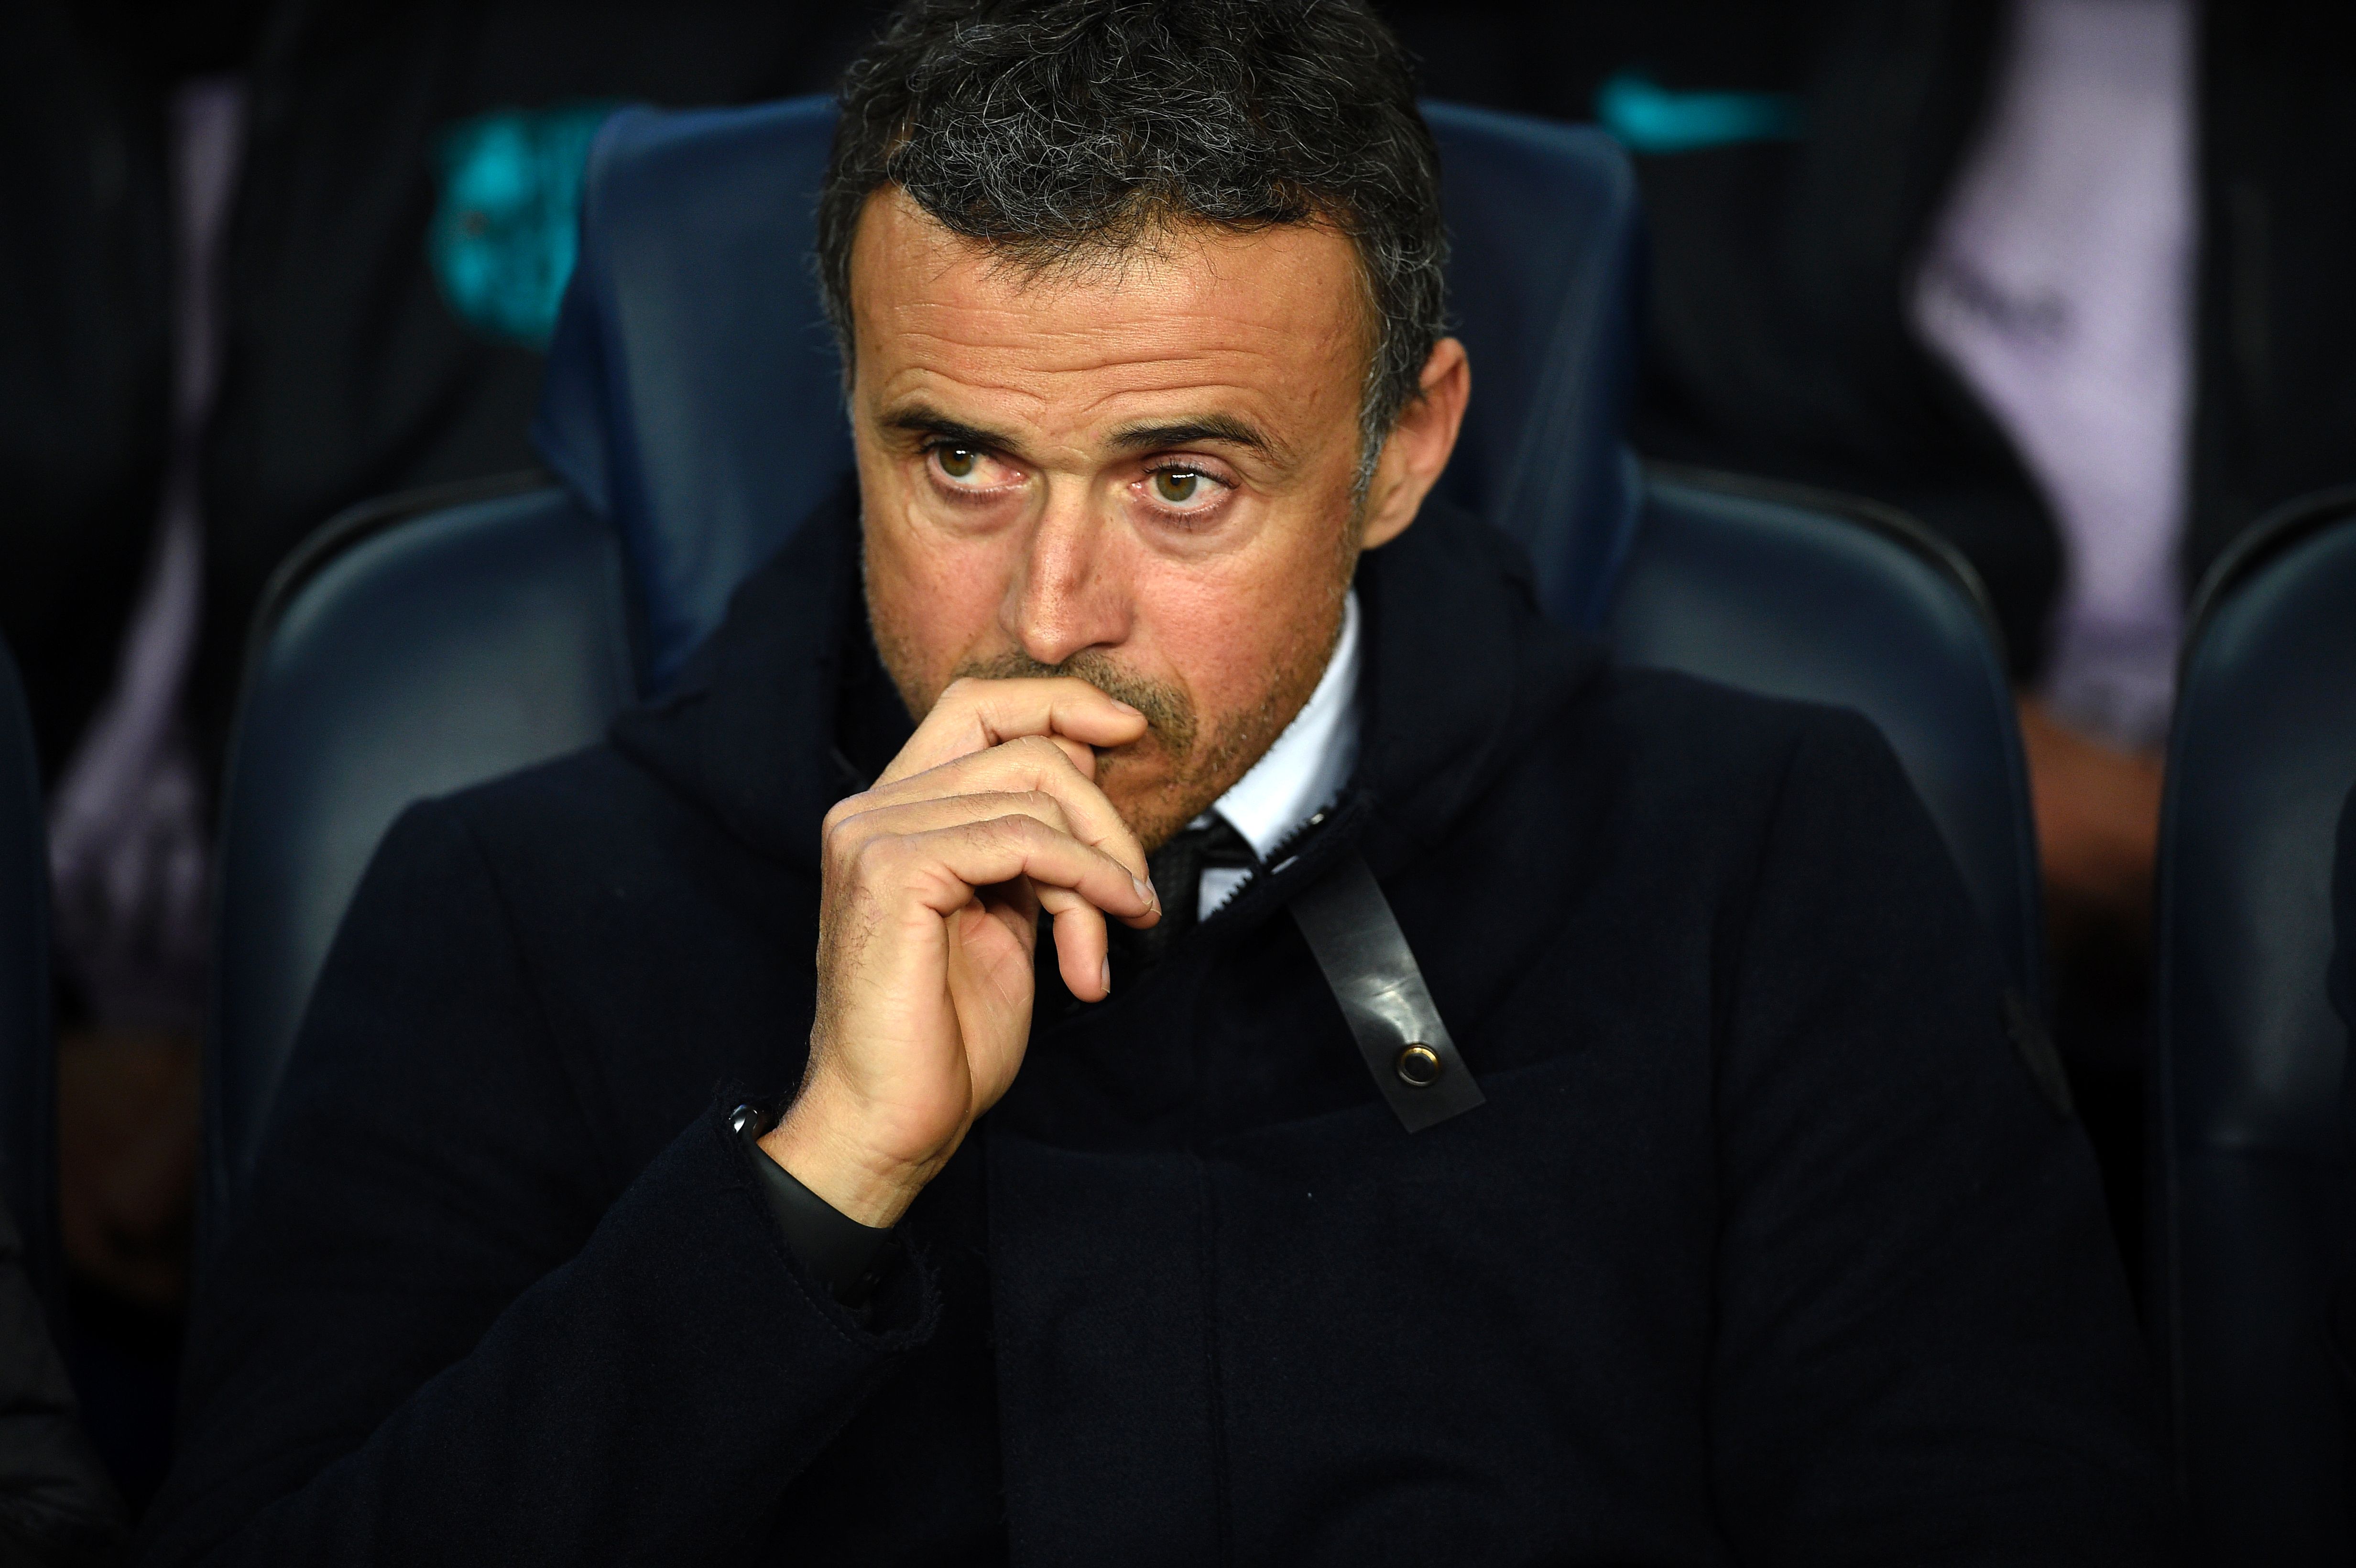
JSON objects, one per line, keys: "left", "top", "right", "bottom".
{"left": 1152, "top": 469, "right": 1204, "bottom": 504}
{"left": 925, "top": 442, "right": 1023, "bottom": 494}
{"left": 1141, "top": 465, "right": 1229, "bottom": 514}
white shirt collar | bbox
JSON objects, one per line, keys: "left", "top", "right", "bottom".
{"left": 1195, "top": 590, "right": 1361, "bottom": 918}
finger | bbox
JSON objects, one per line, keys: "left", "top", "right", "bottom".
{"left": 894, "top": 816, "right": 1157, "bottom": 930}
{"left": 847, "top": 737, "right": 1153, "bottom": 887}
{"left": 882, "top": 676, "right": 1150, "bottom": 783}
{"left": 1034, "top": 883, "right": 1113, "bottom": 1001}
{"left": 830, "top": 787, "right": 1079, "bottom": 851}
{"left": 828, "top": 789, "right": 1154, "bottom": 924}
{"left": 972, "top": 874, "right": 1047, "bottom": 957}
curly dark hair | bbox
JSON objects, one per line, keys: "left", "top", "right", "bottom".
{"left": 817, "top": 0, "right": 1449, "bottom": 468}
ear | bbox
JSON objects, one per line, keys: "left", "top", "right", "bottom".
{"left": 1358, "top": 337, "right": 1471, "bottom": 550}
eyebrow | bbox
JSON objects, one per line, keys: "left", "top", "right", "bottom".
{"left": 879, "top": 403, "right": 1020, "bottom": 452}
{"left": 1107, "top": 414, "right": 1288, "bottom": 463}
{"left": 877, "top": 402, "right": 1291, "bottom": 465}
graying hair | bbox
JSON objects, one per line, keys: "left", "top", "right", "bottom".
{"left": 816, "top": 0, "right": 1451, "bottom": 475}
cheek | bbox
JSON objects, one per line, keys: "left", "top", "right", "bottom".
{"left": 859, "top": 476, "right": 1020, "bottom": 696}
{"left": 1137, "top": 546, "right": 1339, "bottom": 717}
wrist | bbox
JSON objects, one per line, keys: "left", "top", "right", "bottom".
{"left": 733, "top": 1104, "right": 894, "bottom": 1308}
{"left": 759, "top": 1087, "right": 939, "bottom": 1229}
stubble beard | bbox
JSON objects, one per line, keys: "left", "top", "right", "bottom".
{"left": 865, "top": 529, "right": 1358, "bottom": 854}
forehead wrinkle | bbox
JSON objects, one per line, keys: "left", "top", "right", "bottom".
{"left": 890, "top": 301, "right": 1317, "bottom": 369}
{"left": 855, "top": 187, "right": 1373, "bottom": 344}
{"left": 857, "top": 208, "right": 1371, "bottom": 467}
{"left": 884, "top": 243, "right": 1363, "bottom": 353}
{"left": 884, "top": 333, "right": 1317, "bottom": 443}
{"left": 891, "top": 307, "right": 1341, "bottom": 398}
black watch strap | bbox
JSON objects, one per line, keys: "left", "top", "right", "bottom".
{"left": 731, "top": 1103, "right": 895, "bottom": 1308}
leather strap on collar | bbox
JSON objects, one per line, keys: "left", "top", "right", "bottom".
{"left": 1288, "top": 852, "right": 1485, "bottom": 1133}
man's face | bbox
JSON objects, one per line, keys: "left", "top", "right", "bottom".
{"left": 848, "top": 188, "right": 1463, "bottom": 849}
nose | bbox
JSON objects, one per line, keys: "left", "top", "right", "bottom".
{"left": 1004, "top": 487, "right": 1132, "bottom": 666}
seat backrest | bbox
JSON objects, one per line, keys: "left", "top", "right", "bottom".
{"left": 2152, "top": 486, "right": 2356, "bottom": 1565}
{"left": 532, "top": 97, "right": 1643, "bottom": 692}
{"left": 1411, "top": 103, "right": 1641, "bottom": 632}
{"left": 1608, "top": 467, "right": 2045, "bottom": 1004}
{"left": 203, "top": 479, "right": 634, "bottom": 1245}
{"left": 0, "top": 640, "right": 59, "bottom": 1319}
{"left": 207, "top": 95, "right": 2040, "bottom": 1251}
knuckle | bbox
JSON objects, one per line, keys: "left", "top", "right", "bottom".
{"left": 987, "top": 813, "right": 1047, "bottom": 848}
{"left": 846, "top": 831, "right": 904, "bottom": 881}
{"left": 824, "top": 798, "right": 895, "bottom": 860}
{"left": 820, "top": 794, "right": 868, "bottom": 844}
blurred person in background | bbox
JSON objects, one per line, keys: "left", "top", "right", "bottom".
{"left": 2, "top": 0, "right": 263, "bottom": 1510}
{"left": 1, "top": 0, "right": 887, "bottom": 1508}
{"left": 1381, "top": 0, "right": 2356, "bottom": 1280}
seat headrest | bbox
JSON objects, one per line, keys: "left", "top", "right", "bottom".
{"left": 1418, "top": 103, "right": 1641, "bottom": 632}
{"left": 535, "top": 97, "right": 1640, "bottom": 691}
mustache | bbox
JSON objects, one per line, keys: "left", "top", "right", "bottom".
{"left": 951, "top": 649, "right": 1197, "bottom": 758}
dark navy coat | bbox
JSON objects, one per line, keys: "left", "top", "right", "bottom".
{"left": 144, "top": 493, "right": 2170, "bottom": 1564}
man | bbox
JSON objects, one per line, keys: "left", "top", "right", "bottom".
{"left": 143, "top": 0, "right": 2170, "bottom": 1559}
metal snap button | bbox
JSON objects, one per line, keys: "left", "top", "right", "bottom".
{"left": 1395, "top": 1043, "right": 1443, "bottom": 1087}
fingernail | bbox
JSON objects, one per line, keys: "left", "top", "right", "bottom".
{"left": 1108, "top": 698, "right": 1142, "bottom": 715}
{"left": 1133, "top": 874, "right": 1157, "bottom": 910}
{"left": 1099, "top": 956, "right": 1113, "bottom": 994}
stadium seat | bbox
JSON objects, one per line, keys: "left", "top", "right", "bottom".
{"left": 1609, "top": 467, "right": 2044, "bottom": 1011}
{"left": 203, "top": 478, "right": 633, "bottom": 1254}
{"left": 203, "top": 97, "right": 2039, "bottom": 1250}
{"left": 0, "top": 639, "right": 61, "bottom": 1319}
{"left": 2151, "top": 483, "right": 2356, "bottom": 1565}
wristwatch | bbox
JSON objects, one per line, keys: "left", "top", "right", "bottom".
{"left": 731, "top": 1102, "right": 895, "bottom": 1310}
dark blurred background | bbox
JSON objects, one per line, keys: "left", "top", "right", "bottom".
{"left": 6, "top": 0, "right": 2350, "bottom": 1513}
{"left": 5, "top": 0, "right": 899, "bottom": 1506}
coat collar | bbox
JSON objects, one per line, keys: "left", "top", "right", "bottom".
{"left": 609, "top": 475, "right": 875, "bottom": 871}
{"left": 610, "top": 477, "right": 1603, "bottom": 876}
{"left": 1352, "top": 488, "right": 1598, "bottom": 869}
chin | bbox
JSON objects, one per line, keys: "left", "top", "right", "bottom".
{"left": 1098, "top": 764, "right": 1208, "bottom": 855}
{"left": 1105, "top": 785, "right": 1189, "bottom": 855}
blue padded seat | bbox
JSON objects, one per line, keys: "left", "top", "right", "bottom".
{"left": 0, "top": 639, "right": 60, "bottom": 1319}
{"left": 1610, "top": 468, "right": 2044, "bottom": 1005}
{"left": 205, "top": 96, "right": 2040, "bottom": 1248}
{"left": 2151, "top": 485, "right": 2356, "bottom": 1565}
{"left": 201, "top": 479, "right": 633, "bottom": 1245}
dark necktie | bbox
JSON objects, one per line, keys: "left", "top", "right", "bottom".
{"left": 1117, "top": 813, "right": 1260, "bottom": 971}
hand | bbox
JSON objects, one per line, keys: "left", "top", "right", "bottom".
{"left": 58, "top": 1025, "right": 199, "bottom": 1310}
{"left": 762, "top": 678, "right": 1161, "bottom": 1226}
{"left": 2017, "top": 696, "right": 2164, "bottom": 941}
